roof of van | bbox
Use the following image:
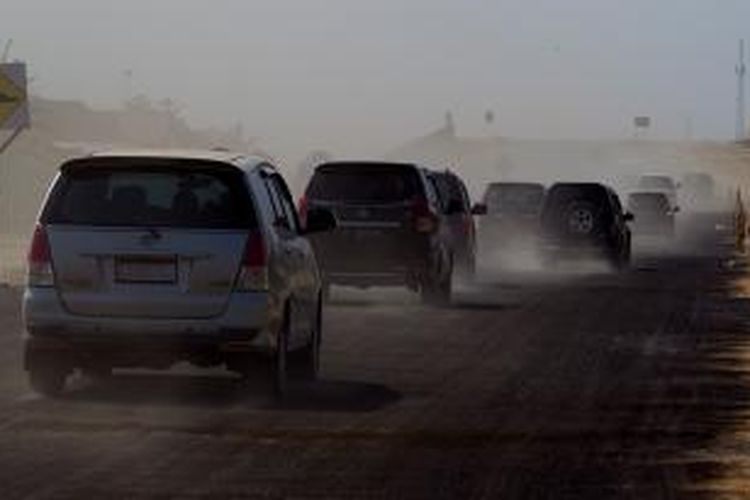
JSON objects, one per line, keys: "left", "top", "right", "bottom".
{"left": 80, "top": 149, "right": 268, "bottom": 168}
{"left": 315, "top": 161, "right": 418, "bottom": 170}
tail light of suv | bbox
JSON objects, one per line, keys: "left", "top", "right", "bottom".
{"left": 27, "top": 224, "right": 55, "bottom": 287}
{"left": 298, "top": 195, "right": 309, "bottom": 227}
{"left": 412, "top": 196, "right": 439, "bottom": 234}
{"left": 235, "top": 230, "right": 269, "bottom": 292}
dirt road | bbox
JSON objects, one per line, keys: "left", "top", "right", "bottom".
{"left": 1, "top": 217, "right": 749, "bottom": 498}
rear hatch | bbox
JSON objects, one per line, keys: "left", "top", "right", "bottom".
{"left": 41, "top": 157, "right": 256, "bottom": 319}
{"left": 305, "top": 163, "right": 427, "bottom": 271}
{"left": 628, "top": 193, "right": 671, "bottom": 231}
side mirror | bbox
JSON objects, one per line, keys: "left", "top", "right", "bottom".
{"left": 445, "top": 199, "right": 464, "bottom": 215}
{"left": 304, "top": 208, "right": 337, "bottom": 234}
{"left": 471, "top": 203, "right": 488, "bottom": 216}
{"left": 623, "top": 212, "right": 635, "bottom": 222}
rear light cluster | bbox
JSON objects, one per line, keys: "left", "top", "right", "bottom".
{"left": 27, "top": 224, "right": 55, "bottom": 287}
{"left": 234, "top": 230, "right": 269, "bottom": 292}
{"left": 462, "top": 214, "right": 475, "bottom": 237}
{"left": 298, "top": 195, "right": 309, "bottom": 227}
{"left": 412, "top": 196, "right": 439, "bottom": 233}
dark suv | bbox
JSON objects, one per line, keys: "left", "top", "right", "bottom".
{"left": 539, "top": 183, "right": 632, "bottom": 270}
{"left": 301, "top": 162, "right": 453, "bottom": 304}
{"left": 427, "top": 170, "right": 476, "bottom": 280}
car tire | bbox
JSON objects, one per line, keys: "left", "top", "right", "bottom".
{"left": 458, "top": 254, "right": 476, "bottom": 284}
{"left": 421, "top": 259, "right": 453, "bottom": 307}
{"left": 290, "top": 300, "right": 322, "bottom": 382}
{"left": 28, "top": 357, "right": 68, "bottom": 398}
{"left": 608, "top": 246, "right": 630, "bottom": 272}
{"left": 271, "top": 306, "right": 291, "bottom": 400}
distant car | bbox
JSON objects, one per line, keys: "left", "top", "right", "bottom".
{"left": 23, "top": 151, "right": 336, "bottom": 398}
{"left": 627, "top": 192, "right": 676, "bottom": 237}
{"left": 539, "top": 183, "right": 632, "bottom": 270}
{"left": 637, "top": 174, "right": 679, "bottom": 208}
{"left": 427, "top": 170, "right": 477, "bottom": 280}
{"left": 681, "top": 172, "right": 716, "bottom": 211}
{"left": 301, "top": 161, "right": 453, "bottom": 305}
{"left": 476, "top": 182, "right": 545, "bottom": 255}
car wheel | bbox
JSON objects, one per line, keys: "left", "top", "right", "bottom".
{"left": 620, "top": 244, "right": 632, "bottom": 271}
{"left": 271, "top": 306, "right": 291, "bottom": 399}
{"left": 28, "top": 357, "right": 68, "bottom": 397}
{"left": 421, "top": 258, "right": 453, "bottom": 307}
{"left": 321, "top": 282, "right": 331, "bottom": 303}
{"left": 290, "top": 300, "right": 322, "bottom": 382}
{"left": 458, "top": 254, "right": 476, "bottom": 284}
{"left": 609, "top": 246, "right": 630, "bottom": 272}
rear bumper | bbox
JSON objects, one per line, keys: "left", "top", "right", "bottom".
{"left": 632, "top": 221, "right": 675, "bottom": 237}
{"left": 23, "top": 287, "right": 274, "bottom": 350}
{"left": 314, "top": 236, "right": 431, "bottom": 288}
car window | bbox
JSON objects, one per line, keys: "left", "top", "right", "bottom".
{"left": 270, "top": 174, "right": 300, "bottom": 234}
{"left": 434, "top": 174, "right": 468, "bottom": 213}
{"left": 611, "top": 192, "right": 623, "bottom": 215}
{"left": 261, "top": 173, "right": 292, "bottom": 232}
{"left": 421, "top": 171, "right": 442, "bottom": 211}
{"left": 307, "top": 164, "right": 420, "bottom": 203}
{"left": 43, "top": 164, "right": 256, "bottom": 229}
{"left": 427, "top": 175, "right": 446, "bottom": 212}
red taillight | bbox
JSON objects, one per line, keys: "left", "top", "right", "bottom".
{"left": 298, "top": 195, "right": 309, "bottom": 226}
{"left": 244, "top": 231, "right": 266, "bottom": 267}
{"left": 235, "top": 231, "right": 268, "bottom": 291}
{"left": 27, "top": 224, "right": 55, "bottom": 287}
{"left": 462, "top": 214, "right": 474, "bottom": 236}
{"left": 412, "top": 196, "right": 438, "bottom": 233}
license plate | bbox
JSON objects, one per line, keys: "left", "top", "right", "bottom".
{"left": 115, "top": 256, "right": 177, "bottom": 284}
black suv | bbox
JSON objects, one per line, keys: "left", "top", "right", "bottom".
{"left": 539, "top": 183, "right": 633, "bottom": 270}
{"left": 427, "top": 170, "right": 477, "bottom": 281}
{"left": 301, "top": 162, "right": 453, "bottom": 304}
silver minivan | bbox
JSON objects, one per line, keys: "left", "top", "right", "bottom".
{"left": 23, "top": 150, "right": 336, "bottom": 397}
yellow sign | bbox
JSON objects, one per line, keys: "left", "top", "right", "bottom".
{"left": 0, "top": 64, "right": 27, "bottom": 130}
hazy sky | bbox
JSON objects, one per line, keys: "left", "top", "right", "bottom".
{"left": 4, "top": 0, "right": 750, "bottom": 157}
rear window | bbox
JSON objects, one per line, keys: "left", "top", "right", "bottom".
{"left": 628, "top": 193, "right": 669, "bottom": 212}
{"left": 543, "top": 184, "right": 609, "bottom": 214}
{"left": 307, "top": 164, "right": 420, "bottom": 203}
{"left": 485, "top": 184, "right": 544, "bottom": 215}
{"left": 43, "top": 161, "right": 256, "bottom": 229}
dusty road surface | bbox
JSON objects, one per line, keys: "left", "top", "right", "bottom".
{"left": 1, "top": 214, "right": 750, "bottom": 499}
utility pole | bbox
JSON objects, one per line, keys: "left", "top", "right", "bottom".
{"left": 1, "top": 39, "right": 12, "bottom": 63}
{"left": 736, "top": 39, "right": 746, "bottom": 142}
